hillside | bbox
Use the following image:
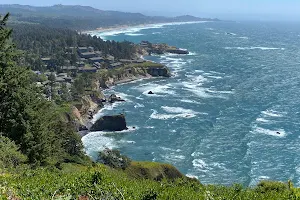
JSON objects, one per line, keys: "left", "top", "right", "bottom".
{"left": 0, "top": 4, "right": 219, "bottom": 30}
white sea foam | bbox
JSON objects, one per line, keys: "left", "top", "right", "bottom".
{"left": 150, "top": 110, "right": 198, "bottom": 120}
{"left": 134, "top": 82, "right": 176, "bottom": 96}
{"left": 188, "top": 52, "right": 197, "bottom": 56}
{"left": 180, "top": 99, "right": 201, "bottom": 104}
{"left": 239, "top": 36, "right": 249, "bottom": 39}
{"left": 88, "top": 21, "right": 208, "bottom": 40}
{"left": 161, "top": 106, "right": 199, "bottom": 115}
{"left": 207, "top": 75, "right": 223, "bottom": 79}
{"left": 261, "top": 110, "right": 284, "bottom": 118}
{"left": 92, "top": 103, "right": 122, "bottom": 123}
{"left": 192, "top": 159, "right": 208, "bottom": 169}
{"left": 134, "top": 103, "right": 145, "bottom": 108}
{"left": 125, "top": 33, "right": 144, "bottom": 36}
{"left": 186, "top": 174, "right": 198, "bottom": 179}
{"left": 145, "top": 126, "right": 155, "bottom": 129}
{"left": 206, "top": 89, "right": 234, "bottom": 94}
{"left": 225, "top": 32, "right": 237, "bottom": 36}
{"left": 225, "top": 46, "right": 285, "bottom": 50}
{"left": 115, "top": 92, "right": 134, "bottom": 102}
{"left": 252, "top": 126, "right": 287, "bottom": 138}
{"left": 256, "top": 118, "right": 270, "bottom": 123}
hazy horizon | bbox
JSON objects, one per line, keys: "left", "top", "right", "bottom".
{"left": 1, "top": 0, "right": 300, "bottom": 21}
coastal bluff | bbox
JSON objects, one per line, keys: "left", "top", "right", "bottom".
{"left": 90, "top": 114, "right": 127, "bottom": 132}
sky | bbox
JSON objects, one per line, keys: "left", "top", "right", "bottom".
{"left": 2, "top": 0, "right": 300, "bottom": 20}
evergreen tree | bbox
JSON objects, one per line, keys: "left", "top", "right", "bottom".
{"left": 0, "top": 13, "right": 85, "bottom": 166}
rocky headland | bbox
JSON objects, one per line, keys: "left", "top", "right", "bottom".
{"left": 137, "top": 41, "right": 189, "bottom": 55}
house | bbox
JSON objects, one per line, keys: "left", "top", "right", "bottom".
{"left": 89, "top": 57, "right": 104, "bottom": 64}
{"left": 64, "top": 77, "right": 73, "bottom": 83}
{"left": 41, "top": 57, "right": 54, "bottom": 66}
{"left": 93, "top": 62, "right": 102, "bottom": 69}
{"left": 55, "top": 77, "right": 66, "bottom": 83}
{"left": 78, "top": 67, "right": 98, "bottom": 73}
{"left": 95, "top": 51, "right": 102, "bottom": 56}
{"left": 88, "top": 46, "right": 94, "bottom": 52}
{"left": 57, "top": 73, "right": 68, "bottom": 78}
{"left": 105, "top": 55, "right": 115, "bottom": 63}
{"left": 80, "top": 52, "right": 97, "bottom": 59}
{"left": 61, "top": 66, "right": 77, "bottom": 72}
{"left": 75, "top": 62, "right": 85, "bottom": 67}
{"left": 109, "top": 62, "right": 123, "bottom": 69}
{"left": 77, "top": 47, "right": 88, "bottom": 54}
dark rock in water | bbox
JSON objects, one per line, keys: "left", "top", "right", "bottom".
{"left": 148, "top": 91, "right": 154, "bottom": 94}
{"left": 78, "top": 125, "right": 88, "bottom": 131}
{"left": 90, "top": 114, "right": 127, "bottom": 132}
{"left": 108, "top": 94, "right": 125, "bottom": 103}
{"left": 276, "top": 132, "right": 281, "bottom": 135}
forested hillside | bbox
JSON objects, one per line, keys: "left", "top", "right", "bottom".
{"left": 9, "top": 23, "right": 136, "bottom": 71}
{"left": 0, "top": 4, "right": 218, "bottom": 30}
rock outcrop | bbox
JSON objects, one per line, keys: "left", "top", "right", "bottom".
{"left": 108, "top": 94, "right": 125, "bottom": 103}
{"left": 90, "top": 114, "right": 127, "bottom": 132}
{"left": 147, "top": 66, "right": 170, "bottom": 77}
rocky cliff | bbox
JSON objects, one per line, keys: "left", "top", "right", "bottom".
{"left": 103, "top": 63, "right": 171, "bottom": 87}
{"left": 72, "top": 91, "right": 105, "bottom": 131}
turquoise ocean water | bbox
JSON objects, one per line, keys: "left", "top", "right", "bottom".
{"left": 82, "top": 21, "right": 300, "bottom": 186}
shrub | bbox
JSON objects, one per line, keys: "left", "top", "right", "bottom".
{"left": 97, "top": 148, "right": 131, "bottom": 170}
{"left": 0, "top": 135, "right": 27, "bottom": 169}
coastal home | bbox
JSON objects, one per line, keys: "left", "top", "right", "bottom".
{"left": 109, "top": 62, "right": 123, "bottom": 69}
{"left": 80, "top": 52, "right": 97, "bottom": 59}
{"left": 105, "top": 55, "right": 115, "bottom": 63}
{"left": 88, "top": 46, "right": 94, "bottom": 52}
{"left": 65, "top": 47, "right": 77, "bottom": 54}
{"left": 41, "top": 57, "right": 54, "bottom": 67}
{"left": 89, "top": 57, "right": 104, "bottom": 64}
{"left": 55, "top": 77, "right": 66, "bottom": 83}
{"left": 64, "top": 77, "right": 73, "bottom": 83}
{"left": 93, "top": 62, "right": 102, "bottom": 69}
{"left": 77, "top": 47, "right": 88, "bottom": 54}
{"left": 95, "top": 51, "right": 103, "bottom": 56}
{"left": 78, "top": 66, "right": 98, "bottom": 73}
{"left": 57, "top": 73, "right": 68, "bottom": 78}
{"left": 61, "top": 66, "right": 78, "bottom": 72}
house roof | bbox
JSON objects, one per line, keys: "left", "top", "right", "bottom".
{"left": 41, "top": 57, "right": 51, "bottom": 61}
{"left": 61, "top": 66, "right": 77, "bottom": 70}
{"left": 89, "top": 57, "right": 104, "bottom": 61}
{"left": 81, "top": 52, "right": 96, "bottom": 56}
{"left": 110, "top": 62, "right": 123, "bottom": 67}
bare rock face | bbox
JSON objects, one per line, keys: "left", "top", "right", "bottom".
{"left": 90, "top": 114, "right": 127, "bottom": 132}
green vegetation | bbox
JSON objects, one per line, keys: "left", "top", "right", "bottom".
{"left": 98, "top": 148, "right": 131, "bottom": 170}
{"left": 0, "top": 13, "right": 86, "bottom": 166}
{"left": 1, "top": 11, "right": 300, "bottom": 200}
{"left": 10, "top": 23, "right": 136, "bottom": 71}
{"left": 1, "top": 163, "right": 300, "bottom": 199}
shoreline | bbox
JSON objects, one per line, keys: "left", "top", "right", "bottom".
{"left": 82, "top": 20, "right": 209, "bottom": 36}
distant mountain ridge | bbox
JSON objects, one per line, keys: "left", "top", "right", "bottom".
{"left": 0, "top": 4, "right": 219, "bottom": 30}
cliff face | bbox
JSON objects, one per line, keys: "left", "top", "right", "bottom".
{"left": 103, "top": 64, "right": 171, "bottom": 87}
{"left": 72, "top": 92, "right": 105, "bottom": 131}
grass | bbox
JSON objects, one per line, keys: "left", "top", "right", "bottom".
{"left": 1, "top": 162, "right": 300, "bottom": 199}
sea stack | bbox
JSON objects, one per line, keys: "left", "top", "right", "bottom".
{"left": 90, "top": 114, "right": 127, "bottom": 132}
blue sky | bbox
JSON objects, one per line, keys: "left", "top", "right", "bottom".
{"left": 2, "top": 0, "right": 300, "bottom": 20}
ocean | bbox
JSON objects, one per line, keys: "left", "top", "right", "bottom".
{"left": 82, "top": 21, "right": 300, "bottom": 186}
